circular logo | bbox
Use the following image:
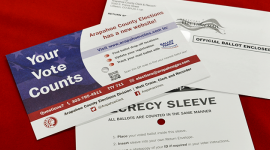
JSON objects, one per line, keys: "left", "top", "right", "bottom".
{"left": 44, "top": 117, "right": 57, "bottom": 128}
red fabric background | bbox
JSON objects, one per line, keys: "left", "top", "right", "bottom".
{"left": 0, "top": 0, "right": 269, "bottom": 149}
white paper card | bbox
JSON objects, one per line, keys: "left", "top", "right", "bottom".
{"left": 76, "top": 87, "right": 254, "bottom": 150}
{"left": 6, "top": 7, "right": 209, "bottom": 139}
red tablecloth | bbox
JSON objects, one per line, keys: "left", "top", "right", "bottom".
{"left": 1, "top": 0, "right": 269, "bottom": 149}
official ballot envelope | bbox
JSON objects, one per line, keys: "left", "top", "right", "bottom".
{"left": 76, "top": 87, "right": 254, "bottom": 150}
{"left": 102, "top": 0, "right": 270, "bottom": 99}
{"left": 6, "top": 8, "right": 209, "bottom": 139}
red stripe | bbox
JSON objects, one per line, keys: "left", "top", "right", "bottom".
{"left": 28, "top": 55, "right": 201, "bottom": 122}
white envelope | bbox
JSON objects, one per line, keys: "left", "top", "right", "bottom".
{"left": 102, "top": 0, "right": 270, "bottom": 99}
{"left": 76, "top": 87, "right": 254, "bottom": 150}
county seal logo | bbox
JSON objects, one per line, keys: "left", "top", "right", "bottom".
{"left": 44, "top": 117, "right": 57, "bottom": 128}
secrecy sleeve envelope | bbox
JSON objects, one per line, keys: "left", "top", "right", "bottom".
{"left": 6, "top": 8, "right": 209, "bottom": 139}
{"left": 76, "top": 87, "right": 254, "bottom": 150}
{"left": 102, "top": 0, "right": 270, "bottom": 99}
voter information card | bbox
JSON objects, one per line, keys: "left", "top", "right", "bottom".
{"left": 76, "top": 87, "right": 254, "bottom": 150}
{"left": 102, "top": 0, "right": 270, "bottom": 99}
{"left": 6, "top": 8, "right": 209, "bottom": 139}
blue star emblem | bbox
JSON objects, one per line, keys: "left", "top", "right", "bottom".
{"left": 35, "top": 52, "right": 44, "bottom": 56}
{"left": 65, "top": 45, "right": 78, "bottom": 50}
{"left": 55, "top": 57, "right": 67, "bottom": 64}
{"left": 13, "top": 51, "right": 23, "bottom": 58}
{"left": 12, "top": 64, "right": 24, "bottom": 71}
{"left": 46, "top": 42, "right": 57, "bottom": 46}
{"left": 71, "top": 32, "right": 81, "bottom": 41}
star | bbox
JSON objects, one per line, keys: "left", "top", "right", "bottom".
{"left": 65, "top": 45, "right": 78, "bottom": 50}
{"left": 12, "top": 64, "right": 24, "bottom": 71}
{"left": 71, "top": 32, "right": 81, "bottom": 41}
{"left": 55, "top": 57, "right": 67, "bottom": 64}
{"left": 46, "top": 42, "right": 57, "bottom": 46}
{"left": 13, "top": 51, "right": 23, "bottom": 58}
{"left": 27, "top": 67, "right": 37, "bottom": 71}
{"left": 35, "top": 52, "right": 44, "bottom": 56}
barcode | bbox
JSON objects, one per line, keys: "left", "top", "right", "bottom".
{"left": 108, "top": 71, "right": 121, "bottom": 81}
